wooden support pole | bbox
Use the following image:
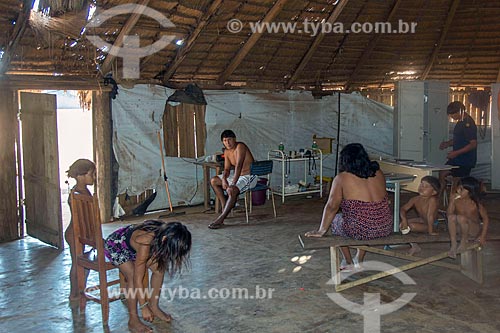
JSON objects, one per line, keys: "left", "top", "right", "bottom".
{"left": 0, "top": 89, "right": 19, "bottom": 242}
{"left": 92, "top": 91, "right": 113, "bottom": 223}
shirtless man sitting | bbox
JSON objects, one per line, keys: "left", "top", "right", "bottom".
{"left": 208, "top": 130, "right": 257, "bottom": 229}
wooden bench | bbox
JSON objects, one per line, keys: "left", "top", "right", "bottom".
{"left": 298, "top": 233, "right": 486, "bottom": 292}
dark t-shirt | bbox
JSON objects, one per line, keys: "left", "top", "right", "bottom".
{"left": 448, "top": 114, "right": 477, "bottom": 168}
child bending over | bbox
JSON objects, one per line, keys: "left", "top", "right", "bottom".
{"left": 104, "top": 220, "right": 191, "bottom": 333}
{"left": 399, "top": 176, "right": 440, "bottom": 255}
{"left": 65, "top": 158, "right": 96, "bottom": 301}
{"left": 447, "top": 177, "right": 489, "bottom": 259}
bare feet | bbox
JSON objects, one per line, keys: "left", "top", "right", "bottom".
{"left": 208, "top": 221, "right": 224, "bottom": 229}
{"left": 448, "top": 245, "right": 457, "bottom": 259}
{"left": 128, "top": 318, "right": 152, "bottom": 333}
{"left": 407, "top": 243, "right": 421, "bottom": 256}
{"left": 304, "top": 230, "right": 327, "bottom": 237}
{"left": 150, "top": 305, "right": 172, "bottom": 323}
{"left": 208, "top": 216, "right": 225, "bottom": 229}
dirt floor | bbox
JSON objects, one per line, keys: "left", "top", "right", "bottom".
{"left": 1, "top": 191, "right": 500, "bottom": 333}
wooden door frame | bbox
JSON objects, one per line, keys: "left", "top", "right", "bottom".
{"left": 0, "top": 76, "right": 113, "bottom": 244}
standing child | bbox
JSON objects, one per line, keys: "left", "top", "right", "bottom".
{"left": 399, "top": 176, "right": 441, "bottom": 255}
{"left": 65, "top": 158, "right": 96, "bottom": 301}
{"left": 447, "top": 176, "right": 489, "bottom": 258}
{"left": 104, "top": 220, "right": 191, "bottom": 333}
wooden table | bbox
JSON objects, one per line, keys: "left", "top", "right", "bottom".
{"left": 385, "top": 172, "right": 416, "bottom": 232}
{"left": 198, "top": 161, "right": 224, "bottom": 212}
{"left": 380, "top": 160, "right": 454, "bottom": 193}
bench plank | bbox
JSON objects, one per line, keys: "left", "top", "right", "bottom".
{"left": 298, "top": 233, "right": 452, "bottom": 250}
{"left": 299, "top": 232, "right": 500, "bottom": 250}
{"left": 298, "top": 233, "right": 489, "bottom": 291}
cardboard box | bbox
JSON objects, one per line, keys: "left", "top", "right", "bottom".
{"left": 313, "top": 135, "right": 334, "bottom": 154}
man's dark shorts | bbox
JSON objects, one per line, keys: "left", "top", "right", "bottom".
{"left": 450, "top": 166, "right": 472, "bottom": 178}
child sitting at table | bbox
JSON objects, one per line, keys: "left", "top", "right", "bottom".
{"left": 399, "top": 176, "right": 441, "bottom": 255}
{"left": 447, "top": 176, "right": 489, "bottom": 258}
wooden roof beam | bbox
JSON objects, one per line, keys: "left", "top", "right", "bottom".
{"left": 160, "top": 0, "right": 223, "bottom": 84}
{"left": 99, "top": 0, "right": 151, "bottom": 76}
{"left": 217, "top": 0, "right": 290, "bottom": 86}
{"left": 0, "top": 0, "right": 34, "bottom": 75}
{"left": 344, "top": 0, "right": 402, "bottom": 91}
{"left": 421, "top": 0, "right": 460, "bottom": 80}
{"left": 285, "top": 0, "right": 349, "bottom": 90}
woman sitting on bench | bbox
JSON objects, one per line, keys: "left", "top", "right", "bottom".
{"left": 305, "top": 143, "right": 393, "bottom": 271}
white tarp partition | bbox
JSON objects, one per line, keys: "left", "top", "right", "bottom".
{"left": 204, "top": 90, "right": 394, "bottom": 186}
{"left": 112, "top": 85, "right": 204, "bottom": 211}
{"left": 112, "top": 85, "right": 394, "bottom": 212}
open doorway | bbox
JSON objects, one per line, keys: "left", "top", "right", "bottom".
{"left": 52, "top": 90, "right": 93, "bottom": 233}
{"left": 18, "top": 90, "right": 93, "bottom": 248}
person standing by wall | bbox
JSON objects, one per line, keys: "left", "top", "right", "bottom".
{"left": 439, "top": 101, "right": 478, "bottom": 197}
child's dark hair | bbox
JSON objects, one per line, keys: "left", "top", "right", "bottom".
{"left": 220, "top": 129, "right": 236, "bottom": 141}
{"left": 134, "top": 220, "right": 191, "bottom": 275}
{"left": 447, "top": 101, "right": 465, "bottom": 115}
{"left": 66, "top": 159, "right": 95, "bottom": 178}
{"left": 338, "top": 143, "right": 379, "bottom": 178}
{"left": 459, "top": 176, "right": 483, "bottom": 207}
{"left": 421, "top": 176, "right": 440, "bottom": 194}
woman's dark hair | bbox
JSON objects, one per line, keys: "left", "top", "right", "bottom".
{"left": 220, "top": 129, "right": 236, "bottom": 141}
{"left": 134, "top": 220, "right": 192, "bottom": 275}
{"left": 338, "top": 143, "right": 379, "bottom": 178}
{"left": 459, "top": 176, "right": 483, "bottom": 207}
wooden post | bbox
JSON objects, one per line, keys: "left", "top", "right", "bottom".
{"left": 0, "top": 89, "right": 19, "bottom": 242}
{"left": 460, "top": 246, "right": 483, "bottom": 284}
{"left": 92, "top": 91, "right": 112, "bottom": 223}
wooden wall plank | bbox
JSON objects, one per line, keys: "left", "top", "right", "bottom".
{"left": 0, "top": 89, "right": 19, "bottom": 242}
{"left": 164, "top": 104, "right": 179, "bottom": 156}
{"left": 195, "top": 104, "right": 207, "bottom": 157}
{"left": 178, "top": 104, "right": 194, "bottom": 157}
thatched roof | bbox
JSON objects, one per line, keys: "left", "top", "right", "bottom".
{"left": 1, "top": 0, "right": 500, "bottom": 91}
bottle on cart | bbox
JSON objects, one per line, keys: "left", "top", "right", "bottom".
{"left": 278, "top": 142, "right": 285, "bottom": 154}
{"left": 312, "top": 141, "right": 318, "bottom": 149}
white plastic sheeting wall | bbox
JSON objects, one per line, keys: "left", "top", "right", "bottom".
{"left": 111, "top": 85, "right": 394, "bottom": 212}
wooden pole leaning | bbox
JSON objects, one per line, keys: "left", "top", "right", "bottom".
{"left": 157, "top": 131, "right": 173, "bottom": 212}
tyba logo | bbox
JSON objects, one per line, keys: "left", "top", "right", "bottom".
{"left": 326, "top": 261, "right": 417, "bottom": 333}
{"left": 86, "top": 4, "right": 175, "bottom": 79}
